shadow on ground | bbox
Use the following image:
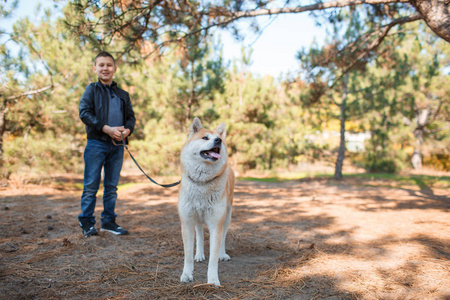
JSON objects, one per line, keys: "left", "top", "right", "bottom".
{"left": 0, "top": 175, "right": 449, "bottom": 299}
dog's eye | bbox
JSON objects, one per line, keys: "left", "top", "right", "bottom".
{"left": 202, "top": 136, "right": 209, "bottom": 140}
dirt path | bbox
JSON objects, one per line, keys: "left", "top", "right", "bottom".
{"left": 0, "top": 175, "right": 449, "bottom": 299}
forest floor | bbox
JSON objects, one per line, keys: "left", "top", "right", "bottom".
{"left": 1, "top": 169, "right": 449, "bottom": 299}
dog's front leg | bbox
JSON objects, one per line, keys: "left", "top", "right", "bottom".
{"left": 207, "top": 223, "right": 223, "bottom": 286}
{"left": 195, "top": 224, "right": 205, "bottom": 262}
{"left": 180, "top": 221, "right": 195, "bottom": 283}
{"left": 219, "top": 205, "right": 232, "bottom": 261}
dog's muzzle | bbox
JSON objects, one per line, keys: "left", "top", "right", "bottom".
{"left": 200, "top": 138, "right": 222, "bottom": 161}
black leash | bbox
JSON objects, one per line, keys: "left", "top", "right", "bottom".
{"left": 114, "top": 132, "right": 181, "bottom": 188}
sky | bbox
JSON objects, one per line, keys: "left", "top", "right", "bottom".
{"left": 220, "top": 14, "right": 326, "bottom": 77}
{"left": 4, "top": 0, "right": 327, "bottom": 78}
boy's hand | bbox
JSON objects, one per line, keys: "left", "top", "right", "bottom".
{"left": 103, "top": 125, "right": 129, "bottom": 141}
{"left": 119, "top": 127, "right": 130, "bottom": 139}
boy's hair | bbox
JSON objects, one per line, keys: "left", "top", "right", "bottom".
{"left": 94, "top": 52, "right": 116, "bottom": 65}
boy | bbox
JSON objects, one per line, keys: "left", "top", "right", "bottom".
{"left": 78, "top": 52, "right": 136, "bottom": 237}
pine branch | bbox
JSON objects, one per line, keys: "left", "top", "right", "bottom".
{"left": 5, "top": 84, "right": 54, "bottom": 102}
{"left": 220, "top": 0, "right": 411, "bottom": 19}
{"left": 424, "top": 98, "right": 444, "bottom": 126}
{"left": 425, "top": 125, "right": 450, "bottom": 134}
{"left": 328, "top": 12, "right": 422, "bottom": 89}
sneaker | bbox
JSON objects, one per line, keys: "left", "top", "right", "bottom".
{"left": 100, "top": 220, "right": 129, "bottom": 235}
{"left": 79, "top": 221, "right": 98, "bottom": 238}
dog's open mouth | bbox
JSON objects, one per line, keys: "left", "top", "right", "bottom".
{"left": 200, "top": 147, "right": 221, "bottom": 160}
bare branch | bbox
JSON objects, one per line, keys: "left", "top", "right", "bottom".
{"left": 6, "top": 84, "right": 54, "bottom": 102}
{"left": 329, "top": 12, "right": 422, "bottom": 89}
{"left": 226, "top": 0, "right": 411, "bottom": 19}
{"left": 424, "top": 98, "right": 444, "bottom": 126}
{"left": 162, "top": 0, "right": 420, "bottom": 61}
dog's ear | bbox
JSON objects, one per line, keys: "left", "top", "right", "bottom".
{"left": 189, "top": 117, "right": 203, "bottom": 138}
{"left": 215, "top": 122, "right": 226, "bottom": 139}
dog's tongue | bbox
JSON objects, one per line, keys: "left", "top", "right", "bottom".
{"left": 208, "top": 151, "right": 221, "bottom": 159}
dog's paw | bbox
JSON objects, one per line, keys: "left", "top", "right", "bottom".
{"left": 219, "top": 253, "right": 231, "bottom": 261}
{"left": 180, "top": 273, "right": 194, "bottom": 283}
{"left": 207, "top": 277, "right": 221, "bottom": 286}
{"left": 195, "top": 252, "right": 206, "bottom": 262}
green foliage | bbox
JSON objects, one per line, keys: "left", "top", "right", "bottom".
{"left": 346, "top": 173, "right": 450, "bottom": 189}
{"left": 1, "top": 1, "right": 449, "bottom": 180}
{"left": 4, "top": 132, "right": 84, "bottom": 176}
{"left": 360, "top": 148, "right": 409, "bottom": 173}
{"left": 423, "top": 154, "right": 450, "bottom": 171}
{"left": 213, "top": 67, "right": 312, "bottom": 172}
{"left": 357, "top": 22, "right": 450, "bottom": 171}
{"left": 130, "top": 119, "right": 185, "bottom": 176}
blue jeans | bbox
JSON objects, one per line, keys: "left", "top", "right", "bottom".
{"left": 79, "top": 139, "right": 124, "bottom": 225}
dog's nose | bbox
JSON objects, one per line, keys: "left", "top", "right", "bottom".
{"left": 214, "top": 137, "right": 222, "bottom": 145}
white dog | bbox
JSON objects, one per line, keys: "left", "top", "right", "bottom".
{"left": 178, "top": 117, "right": 235, "bottom": 286}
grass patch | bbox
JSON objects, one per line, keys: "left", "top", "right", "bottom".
{"left": 54, "top": 172, "right": 450, "bottom": 190}
{"left": 73, "top": 182, "right": 84, "bottom": 190}
{"left": 65, "top": 182, "right": 142, "bottom": 197}
{"left": 238, "top": 172, "right": 333, "bottom": 183}
{"left": 346, "top": 173, "right": 450, "bottom": 189}
{"left": 238, "top": 172, "right": 449, "bottom": 190}
{"left": 237, "top": 177, "right": 286, "bottom": 183}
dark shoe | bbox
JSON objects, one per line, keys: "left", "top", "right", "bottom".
{"left": 79, "top": 221, "right": 98, "bottom": 237}
{"left": 101, "top": 220, "right": 129, "bottom": 235}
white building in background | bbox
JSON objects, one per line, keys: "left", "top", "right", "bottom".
{"left": 345, "top": 132, "right": 372, "bottom": 152}
{"left": 305, "top": 131, "right": 372, "bottom": 152}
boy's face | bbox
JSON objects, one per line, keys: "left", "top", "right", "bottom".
{"left": 93, "top": 56, "right": 117, "bottom": 85}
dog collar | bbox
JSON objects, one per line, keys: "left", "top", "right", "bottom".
{"left": 187, "top": 174, "right": 221, "bottom": 184}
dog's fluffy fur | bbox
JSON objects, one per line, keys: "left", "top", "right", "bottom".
{"left": 178, "top": 117, "right": 235, "bottom": 286}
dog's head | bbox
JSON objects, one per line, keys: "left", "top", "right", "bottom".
{"left": 181, "top": 118, "right": 228, "bottom": 181}
{"left": 184, "top": 117, "right": 227, "bottom": 162}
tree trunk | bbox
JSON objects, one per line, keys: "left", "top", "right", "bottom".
{"left": 411, "top": 133, "right": 423, "bottom": 170}
{"left": 411, "top": 0, "right": 450, "bottom": 43}
{"left": 411, "top": 107, "right": 429, "bottom": 170}
{"left": 334, "top": 74, "right": 348, "bottom": 180}
{"left": 185, "top": 97, "right": 192, "bottom": 124}
{"left": 185, "top": 62, "right": 195, "bottom": 124}
{"left": 0, "top": 103, "right": 7, "bottom": 175}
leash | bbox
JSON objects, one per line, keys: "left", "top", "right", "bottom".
{"left": 113, "top": 132, "right": 181, "bottom": 188}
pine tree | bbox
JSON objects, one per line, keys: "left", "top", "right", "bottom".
{"left": 297, "top": 8, "right": 375, "bottom": 179}
{"left": 388, "top": 23, "right": 449, "bottom": 170}
{"left": 64, "top": 0, "right": 449, "bottom": 57}
{"left": 0, "top": 3, "right": 94, "bottom": 176}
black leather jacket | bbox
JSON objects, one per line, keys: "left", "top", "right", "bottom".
{"left": 79, "top": 80, "right": 136, "bottom": 143}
